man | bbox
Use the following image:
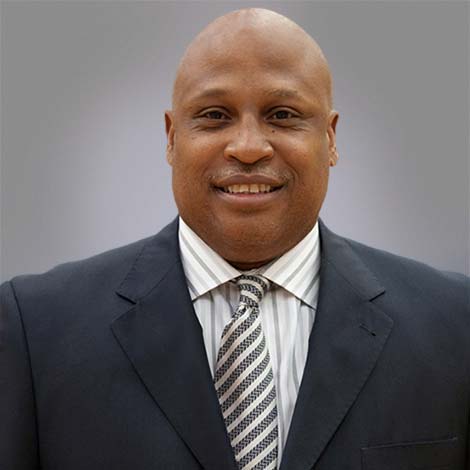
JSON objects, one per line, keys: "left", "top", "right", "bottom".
{"left": 1, "top": 8, "right": 468, "bottom": 470}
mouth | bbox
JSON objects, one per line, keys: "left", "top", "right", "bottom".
{"left": 212, "top": 182, "right": 285, "bottom": 208}
{"left": 215, "top": 183, "right": 283, "bottom": 194}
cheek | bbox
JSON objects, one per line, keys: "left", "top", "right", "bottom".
{"left": 173, "top": 131, "right": 220, "bottom": 175}
{"left": 179, "top": 125, "right": 223, "bottom": 152}
{"left": 281, "top": 137, "right": 329, "bottom": 184}
{"left": 171, "top": 136, "right": 216, "bottom": 214}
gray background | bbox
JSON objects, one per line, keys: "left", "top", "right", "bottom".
{"left": 1, "top": 0, "right": 468, "bottom": 281}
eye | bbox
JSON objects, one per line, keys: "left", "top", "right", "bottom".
{"left": 272, "top": 110, "right": 291, "bottom": 119}
{"left": 269, "top": 109, "right": 298, "bottom": 120}
{"left": 202, "top": 110, "right": 230, "bottom": 120}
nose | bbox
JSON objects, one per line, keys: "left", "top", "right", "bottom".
{"left": 223, "top": 116, "right": 274, "bottom": 164}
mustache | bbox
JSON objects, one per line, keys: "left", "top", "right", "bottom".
{"left": 209, "top": 164, "right": 290, "bottom": 183}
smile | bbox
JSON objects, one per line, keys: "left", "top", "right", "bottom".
{"left": 214, "top": 184, "right": 285, "bottom": 208}
{"left": 219, "top": 183, "right": 281, "bottom": 194}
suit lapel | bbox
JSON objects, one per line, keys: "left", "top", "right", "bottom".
{"left": 111, "top": 218, "right": 238, "bottom": 470}
{"left": 279, "top": 220, "right": 394, "bottom": 470}
{"left": 110, "top": 216, "right": 394, "bottom": 470}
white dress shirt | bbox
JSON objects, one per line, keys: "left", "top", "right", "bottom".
{"left": 178, "top": 216, "right": 321, "bottom": 466}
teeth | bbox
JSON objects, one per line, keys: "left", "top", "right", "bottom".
{"left": 223, "top": 183, "right": 275, "bottom": 194}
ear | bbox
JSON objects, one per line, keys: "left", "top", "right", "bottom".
{"left": 165, "top": 110, "right": 175, "bottom": 166}
{"left": 326, "top": 110, "right": 339, "bottom": 167}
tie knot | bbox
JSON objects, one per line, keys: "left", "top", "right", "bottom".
{"left": 236, "top": 274, "right": 271, "bottom": 309}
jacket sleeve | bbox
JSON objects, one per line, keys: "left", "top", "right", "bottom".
{"left": 0, "top": 281, "right": 39, "bottom": 469}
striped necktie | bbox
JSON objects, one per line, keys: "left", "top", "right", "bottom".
{"left": 214, "top": 274, "right": 278, "bottom": 470}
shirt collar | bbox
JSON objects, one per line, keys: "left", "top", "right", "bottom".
{"left": 178, "top": 216, "right": 321, "bottom": 308}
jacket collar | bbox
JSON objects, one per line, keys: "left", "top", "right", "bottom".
{"left": 115, "top": 217, "right": 385, "bottom": 304}
{"left": 113, "top": 216, "right": 239, "bottom": 470}
{"left": 178, "top": 215, "right": 321, "bottom": 308}
{"left": 113, "top": 216, "right": 393, "bottom": 470}
{"left": 279, "top": 219, "right": 392, "bottom": 470}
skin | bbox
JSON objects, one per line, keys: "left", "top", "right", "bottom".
{"left": 165, "top": 8, "right": 339, "bottom": 269}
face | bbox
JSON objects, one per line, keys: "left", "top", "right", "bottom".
{"left": 166, "top": 29, "right": 338, "bottom": 269}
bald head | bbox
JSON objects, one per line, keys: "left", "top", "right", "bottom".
{"left": 165, "top": 8, "right": 339, "bottom": 269}
{"left": 172, "top": 8, "right": 333, "bottom": 111}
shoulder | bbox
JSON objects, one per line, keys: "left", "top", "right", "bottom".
{"left": 1, "top": 239, "right": 150, "bottom": 338}
{"left": 5, "top": 235, "right": 153, "bottom": 302}
{"left": 2, "top": 217, "right": 180, "bottom": 321}
{"left": 319, "top": 221, "right": 468, "bottom": 304}
{"left": 319, "top": 220, "right": 469, "bottom": 342}
{"left": 337, "top": 236, "right": 469, "bottom": 349}
{"left": 0, "top": 235, "right": 158, "bottom": 353}
{"left": 344, "top": 236, "right": 468, "bottom": 303}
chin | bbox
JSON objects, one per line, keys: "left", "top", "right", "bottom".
{"left": 224, "top": 249, "right": 278, "bottom": 270}
{"left": 213, "top": 227, "right": 286, "bottom": 266}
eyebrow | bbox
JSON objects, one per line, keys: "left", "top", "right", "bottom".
{"left": 190, "top": 87, "right": 302, "bottom": 101}
{"left": 265, "top": 88, "right": 300, "bottom": 98}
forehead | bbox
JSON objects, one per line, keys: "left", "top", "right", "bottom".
{"left": 176, "top": 47, "right": 329, "bottom": 110}
{"left": 173, "top": 21, "right": 331, "bottom": 110}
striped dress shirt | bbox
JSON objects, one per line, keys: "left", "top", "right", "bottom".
{"left": 178, "top": 216, "right": 321, "bottom": 466}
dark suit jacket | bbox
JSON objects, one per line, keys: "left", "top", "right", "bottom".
{"left": 1, "top": 218, "right": 469, "bottom": 470}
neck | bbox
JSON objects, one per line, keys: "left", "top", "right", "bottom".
{"left": 227, "top": 258, "right": 276, "bottom": 271}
